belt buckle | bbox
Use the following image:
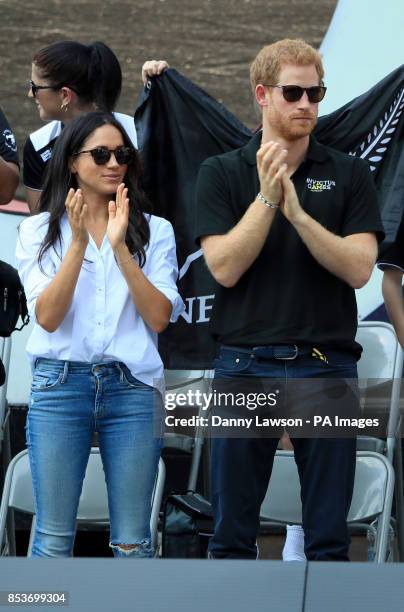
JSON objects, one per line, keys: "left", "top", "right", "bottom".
{"left": 274, "top": 344, "right": 299, "bottom": 360}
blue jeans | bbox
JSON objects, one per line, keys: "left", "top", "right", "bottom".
{"left": 209, "top": 345, "right": 358, "bottom": 561}
{"left": 27, "top": 359, "right": 163, "bottom": 558}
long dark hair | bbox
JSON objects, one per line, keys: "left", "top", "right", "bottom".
{"left": 37, "top": 112, "right": 151, "bottom": 270}
{"left": 33, "top": 40, "right": 122, "bottom": 111}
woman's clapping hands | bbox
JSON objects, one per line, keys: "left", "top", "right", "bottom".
{"left": 65, "top": 188, "right": 89, "bottom": 246}
{"left": 107, "top": 183, "right": 130, "bottom": 250}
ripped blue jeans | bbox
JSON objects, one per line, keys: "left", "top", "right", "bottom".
{"left": 27, "top": 359, "right": 163, "bottom": 558}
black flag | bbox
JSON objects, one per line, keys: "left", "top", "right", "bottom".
{"left": 316, "top": 64, "right": 404, "bottom": 252}
{"left": 135, "top": 70, "right": 251, "bottom": 368}
{"left": 135, "top": 66, "right": 404, "bottom": 369}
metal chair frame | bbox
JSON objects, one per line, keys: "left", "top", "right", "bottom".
{"left": 164, "top": 369, "right": 213, "bottom": 492}
{"left": 260, "top": 450, "right": 395, "bottom": 563}
{"left": 356, "top": 321, "right": 404, "bottom": 560}
{"left": 0, "top": 448, "right": 165, "bottom": 556}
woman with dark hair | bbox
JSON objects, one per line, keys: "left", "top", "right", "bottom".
{"left": 23, "top": 40, "right": 140, "bottom": 212}
{"left": 16, "top": 111, "right": 183, "bottom": 558}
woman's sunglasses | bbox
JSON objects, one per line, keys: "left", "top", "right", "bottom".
{"left": 72, "top": 146, "right": 135, "bottom": 166}
{"left": 28, "top": 79, "right": 57, "bottom": 97}
{"left": 265, "top": 84, "right": 327, "bottom": 103}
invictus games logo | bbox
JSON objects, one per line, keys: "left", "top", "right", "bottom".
{"left": 306, "top": 177, "right": 336, "bottom": 192}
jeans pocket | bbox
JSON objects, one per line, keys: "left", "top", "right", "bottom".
{"left": 322, "top": 351, "right": 358, "bottom": 377}
{"left": 214, "top": 351, "right": 253, "bottom": 375}
{"left": 119, "top": 363, "right": 152, "bottom": 390}
{"left": 31, "top": 370, "right": 64, "bottom": 391}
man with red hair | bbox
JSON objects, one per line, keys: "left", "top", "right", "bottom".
{"left": 195, "top": 39, "right": 384, "bottom": 561}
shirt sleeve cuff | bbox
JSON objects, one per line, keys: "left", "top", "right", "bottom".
{"left": 157, "top": 287, "right": 184, "bottom": 322}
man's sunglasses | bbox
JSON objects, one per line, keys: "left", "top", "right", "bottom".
{"left": 265, "top": 84, "right": 327, "bottom": 103}
{"left": 72, "top": 146, "right": 135, "bottom": 166}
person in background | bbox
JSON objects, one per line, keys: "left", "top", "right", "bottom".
{"left": 378, "top": 216, "right": 404, "bottom": 347}
{"left": 141, "top": 60, "right": 169, "bottom": 84}
{"left": 0, "top": 106, "right": 19, "bottom": 390}
{"left": 16, "top": 111, "right": 183, "bottom": 557}
{"left": 378, "top": 217, "right": 404, "bottom": 538}
{"left": 0, "top": 107, "right": 19, "bottom": 205}
{"left": 24, "top": 39, "right": 167, "bottom": 213}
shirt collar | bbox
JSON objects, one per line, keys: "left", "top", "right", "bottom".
{"left": 241, "top": 130, "right": 328, "bottom": 166}
{"left": 241, "top": 130, "right": 262, "bottom": 166}
{"left": 306, "top": 136, "right": 328, "bottom": 163}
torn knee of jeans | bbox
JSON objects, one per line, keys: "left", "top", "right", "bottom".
{"left": 109, "top": 539, "right": 153, "bottom": 556}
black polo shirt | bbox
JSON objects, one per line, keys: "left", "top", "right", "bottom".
{"left": 23, "top": 122, "right": 61, "bottom": 191}
{"left": 194, "top": 131, "right": 384, "bottom": 357}
{"left": 0, "top": 107, "right": 19, "bottom": 166}
{"left": 378, "top": 213, "right": 404, "bottom": 272}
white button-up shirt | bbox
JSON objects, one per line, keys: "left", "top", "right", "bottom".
{"left": 16, "top": 212, "right": 184, "bottom": 392}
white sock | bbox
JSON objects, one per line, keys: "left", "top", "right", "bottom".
{"left": 282, "top": 525, "right": 306, "bottom": 561}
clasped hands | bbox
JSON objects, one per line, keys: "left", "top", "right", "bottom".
{"left": 256, "top": 141, "right": 305, "bottom": 225}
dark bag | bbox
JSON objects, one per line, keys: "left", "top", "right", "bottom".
{"left": 0, "top": 260, "right": 30, "bottom": 337}
{"left": 162, "top": 492, "right": 213, "bottom": 558}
